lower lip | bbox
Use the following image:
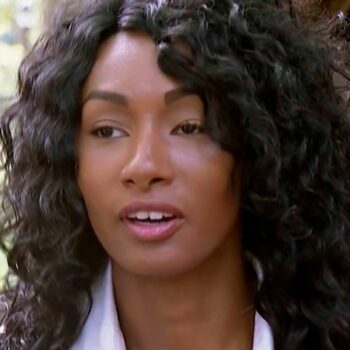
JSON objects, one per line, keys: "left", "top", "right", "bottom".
{"left": 122, "top": 218, "right": 183, "bottom": 242}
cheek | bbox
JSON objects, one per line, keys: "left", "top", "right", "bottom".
{"left": 175, "top": 142, "right": 237, "bottom": 202}
{"left": 76, "top": 142, "right": 121, "bottom": 232}
{"left": 77, "top": 137, "right": 122, "bottom": 193}
{"left": 175, "top": 143, "right": 239, "bottom": 229}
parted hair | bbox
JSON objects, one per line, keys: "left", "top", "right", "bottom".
{"left": 0, "top": 0, "right": 349, "bottom": 349}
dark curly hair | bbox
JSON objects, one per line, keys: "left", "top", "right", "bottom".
{"left": 0, "top": 0, "right": 349, "bottom": 349}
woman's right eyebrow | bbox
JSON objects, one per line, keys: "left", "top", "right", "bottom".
{"left": 82, "top": 90, "right": 128, "bottom": 106}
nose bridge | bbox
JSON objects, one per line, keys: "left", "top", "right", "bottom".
{"left": 121, "top": 119, "right": 172, "bottom": 188}
{"left": 134, "top": 124, "right": 161, "bottom": 165}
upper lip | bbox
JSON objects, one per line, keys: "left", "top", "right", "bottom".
{"left": 119, "top": 201, "right": 184, "bottom": 219}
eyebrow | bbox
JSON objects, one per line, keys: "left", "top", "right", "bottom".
{"left": 82, "top": 86, "right": 196, "bottom": 107}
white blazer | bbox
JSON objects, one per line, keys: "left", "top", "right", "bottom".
{"left": 71, "top": 263, "right": 274, "bottom": 350}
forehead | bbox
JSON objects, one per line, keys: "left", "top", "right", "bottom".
{"left": 82, "top": 31, "right": 180, "bottom": 99}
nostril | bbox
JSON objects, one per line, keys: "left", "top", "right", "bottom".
{"left": 120, "top": 152, "right": 174, "bottom": 190}
{"left": 149, "top": 177, "right": 166, "bottom": 185}
{"left": 122, "top": 176, "right": 170, "bottom": 191}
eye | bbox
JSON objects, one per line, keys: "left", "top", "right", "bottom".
{"left": 173, "top": 120, "right": 204, "bottom": 135}
{"left": 92, "top": 126, "right": 128, "bottom": 138}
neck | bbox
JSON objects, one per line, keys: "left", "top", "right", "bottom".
{"left": 112, "top": 236, "right": 255, "bottom": 350}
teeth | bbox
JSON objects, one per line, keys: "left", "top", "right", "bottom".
{"left": 127, "top": 211, "right": 174, "bottom": 221}
{"left": 149, "top": 212, "right": 163, "bottom": 220}
{"left": 135, "top": 211, "right": 149, "bottom": 220}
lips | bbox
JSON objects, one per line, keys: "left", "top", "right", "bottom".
{"left": 119, "top": 201, "right": 184, "bottom": 242}
{"left": 119, "top": 201, "right": 184, "bottom": 220}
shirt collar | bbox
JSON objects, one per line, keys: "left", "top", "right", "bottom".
{"left": 71, "top": 263, "right": 274, "bottom": 350}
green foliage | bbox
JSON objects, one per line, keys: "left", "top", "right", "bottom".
{"left": 0, "top": 43, "right": 23, "bottom": 97}
{"left": 0, "top": 0, "right": 43, "bottom": 283}
{"left": 0, "top": 252, "right": 7, "bottom": 282}
{"left": 0, "top": 1, "right": 16, "bottom": 27}
{"left": 0, "top": 0, "right": 41, "bottom": 99}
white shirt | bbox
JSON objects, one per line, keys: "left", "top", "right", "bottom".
{"left": 71, "top": 263, "right": 274, "bottom": 350}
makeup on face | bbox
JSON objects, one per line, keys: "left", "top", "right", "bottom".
{"left": 77, "top": 31, "right": 241, "bottom": 278}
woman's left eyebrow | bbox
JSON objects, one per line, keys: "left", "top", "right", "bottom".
{"left": 164, "top": 87, "right": 196, "bottom": 105}
{"left": 82, "top": 86, "right": 196, "bottom": 106}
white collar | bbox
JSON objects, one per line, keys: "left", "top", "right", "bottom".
{"left": 71, "top": 263, "right": 274, "bottom": 350}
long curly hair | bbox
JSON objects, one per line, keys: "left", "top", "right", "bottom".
{"left": 0, "top": 0, "right": 349, "bottom": 349}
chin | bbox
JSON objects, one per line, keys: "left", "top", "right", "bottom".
{"left": 114, "top": 251, "right": 207, "bottom": 279}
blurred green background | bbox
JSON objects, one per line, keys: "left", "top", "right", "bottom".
{"left": 0, "top": 0, "right": 43, "bottom": 282}
{"left": 0, "top": 0, "right": 42, "bottom": 100}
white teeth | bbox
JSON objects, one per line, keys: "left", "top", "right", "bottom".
{"left": 135, "top": 211, "right": 149, "bottom": 220}
{"left": 127, "top": 211, "right": 174, "bottom": 221}
{"left": 149, "top": 212, "right": 163, "bottom": 220}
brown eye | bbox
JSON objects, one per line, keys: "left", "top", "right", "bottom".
{"left": 174, "top": 121, "right": 204, "bottom": 135}
{"left": 93, "top": 126, "right": 127, "bottom": 138}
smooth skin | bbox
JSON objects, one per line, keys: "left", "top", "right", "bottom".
{"left": 77, "top": 31, "right": 255, "bottom": 350}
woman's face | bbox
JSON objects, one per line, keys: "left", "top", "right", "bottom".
{"left": 77, "top": 31, "right": 242, "bottom": 277}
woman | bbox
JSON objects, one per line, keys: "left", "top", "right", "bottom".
{"left": 0, "top": 0, "right": 349, "bottom": 349}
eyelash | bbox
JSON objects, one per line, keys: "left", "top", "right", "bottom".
{"left": 92, "top": 120, "right": 204, "bottom": 139}
{"left": 172, "top": 120, "right": 204, "bottom": 135}
{"left": 92, "top": 127, "right": 126, "bottom": 138}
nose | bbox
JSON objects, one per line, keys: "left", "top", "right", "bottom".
{"left": 120, "top": 125, "right": 174, "bottom": 192}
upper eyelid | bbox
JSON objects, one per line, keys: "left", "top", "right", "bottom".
{"left": 168, "top": 109, "right": 204, "bottom": 121}
{"left": 89, "top": 118, "right": 128, "bottom": 130}
{"left": 81, "top": 108, "right": 129, "bottom": 125}
{"left": 176, "top": 119, "right": 203, "bottom": 126}
{"left": 91, "top": 118, "right": 126, "bottom": 126}
{"left": 89, "top": 118, "right": 203, "bottom": 132}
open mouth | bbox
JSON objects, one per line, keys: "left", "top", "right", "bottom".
{"left": 123, "top": 213, "right": 182, "bottom": 242}
{"left": 119, "top": 204, "right": 184, "bottom": 242}
{"left": 127, "top": 216, "right": 175, "bottom": 224}
{"left": 126, "top": 211, "right": 177, "bottom": 224}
